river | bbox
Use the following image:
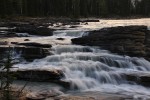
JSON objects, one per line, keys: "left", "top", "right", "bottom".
{"left": 2, "top": 18, "right": 150, "bottom": 100}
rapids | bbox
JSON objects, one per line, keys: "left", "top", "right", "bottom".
{"left": 9, "top": 18, "right": 150, "bottom": 99}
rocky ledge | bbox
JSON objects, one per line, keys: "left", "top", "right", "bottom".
{"left": 0, "top": 21, "right": 54, "bottom": 37}
{"left": 0, "top": 46, "right": 51, "bottom": 62}
{"left": 14, "top": 70, "right": 64, "bottom": 81}
{"left": 72, "top": 25, "right": 150, "bottom": 61}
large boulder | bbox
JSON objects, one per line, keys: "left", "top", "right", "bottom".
{"left": 72, "top": 25, "right": 150, "bottom": 60}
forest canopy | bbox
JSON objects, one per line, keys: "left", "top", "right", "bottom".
{"left": 0, "top": 0, "right": 149, "bottom": 18}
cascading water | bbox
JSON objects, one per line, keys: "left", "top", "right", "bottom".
{"left": 12, "top": 25, "right": 150, "bottom": 99}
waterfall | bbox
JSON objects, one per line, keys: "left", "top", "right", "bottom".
{"left": 53, "top": 30, "right": 89, "bottom": 37}
{"left": 13, "top": 45, "right": 150, "bottom": 94}
{"left": 11, "top": 24, "right": 150, "bottom": 99}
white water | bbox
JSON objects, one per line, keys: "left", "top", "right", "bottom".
{"left": 12, "top": 35, "right": 150, "bottom": 99}
{"left": 8, "top": 18, "right": 150, "bottom": 99}
{"left": 13, "top": 44, "right": 150, "bottom": 99}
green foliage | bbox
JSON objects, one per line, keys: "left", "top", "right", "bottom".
{"left": 0, "top": 0, "right": 149, "bottom": 18}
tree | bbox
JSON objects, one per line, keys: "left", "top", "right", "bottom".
{"left": 0, "top": 48, "right": 16, "bottom": 100}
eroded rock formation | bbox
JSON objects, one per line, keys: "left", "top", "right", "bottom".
{"left": 72, "top": 25, "right": 150, "bottom": 61}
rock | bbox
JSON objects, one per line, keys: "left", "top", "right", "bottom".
{"left": 122, "top": 72, "right": 150, "bottom": 87}
{"left": 24, "top": 39, "right": 30, "bottom": 41}
{"left": 13, "top": 26, "right": 53, "bottom": 36}
{"left": 17, "top": 42, "right": 52, "bottom": 48}
{"left": 72, "top": 19, "right": 99, "bottom": 22}
{"left": 11, "top": 42, "right": 18, "bottom": 44}
{"left": 69, "top": 25, "right": 80, "bottom": 28}
{"left": 15, "top": 70, "right": 64, "bottom": 81}
{"left": 0, "top": 41, "right": 8, "bottom": 45}
{"left": 0, "top": 69, "right": 64, "bottom": 82}
{"left": 54, "top": 92, "right": 131, "bottom": 100}
{"left": 0, "top": 22, "right": 54, "bottom": 36}
{"left": 26, "top": 89, "right": 63, "bottom": 100}
{"left": 72, "top": 25, "right": 150, "bottom": 60}
{"left": 26, "top": 92, "right": 46, "bottom": 100}
{"left": 56, "top": 38, "right": 65, "bottom": 40}
{"left": 0, "top": 46, "right": 50, "bottom": 61}
{"left": 21, "top": 47, "right": 48, "bottom": 61}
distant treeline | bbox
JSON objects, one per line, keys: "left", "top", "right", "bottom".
{"left": 0, "top": 0, "right": 149, "bottom": 18}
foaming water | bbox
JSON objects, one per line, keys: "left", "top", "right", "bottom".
{"left": 8, "top": 18, "right": 150, "bottom": 99}
{"left": 53, "top": 30, "right": 89, "bottom": 37}
{"left": 13, "top": 44, "right": 150, "bottom": 99}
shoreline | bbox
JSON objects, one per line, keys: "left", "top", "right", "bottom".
{"left": 0, "top": 16, "right": 150, "bottom": 22}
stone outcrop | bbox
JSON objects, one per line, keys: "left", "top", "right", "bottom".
{"left": 0, "top": 46, "right": 50, "bottom": 61}
{"left": 17, "top": 42, "right": 52, "bottom": 48}
{"left": 14, "top": 70, "right": 64, "bottom": 81}
{"left": 72, "top": 25, "right": 150, "bottom": 60}
{"left": 0, "top": 22, "right": 54, "bottom": 37}
{"left": 13, "top": 26, "right": 54, "bottom": 36}
{"left": 121, "top": 72, "right": 150, "bottom": 87}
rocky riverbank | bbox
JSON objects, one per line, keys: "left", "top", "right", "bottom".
{"left": 72, "top": 25, "right": 150, "bottom": 61}
{"left": 0, "top": 18, "right": 100, "bottom": 37}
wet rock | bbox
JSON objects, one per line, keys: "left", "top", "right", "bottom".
{"left": 17, "top": 42, "right": 52, "bottom": 48}
{"left": 1, "top": 32, "right": 18, "bottom": 37}
{"left": 54, "top": 92, "right": 131, "bottom": 100}
{"left": 72, "top": 25, "right": 150, "bottom": 60}
{"left": 0, "top": 69, "right": 64, "bottom": 82}
{"left": 0, "top": 41, "right": 8, "bottom": 45}
{"left": 72, "top": 19, "right": 99, "bottom": 23}
{"left": 15, "top": 70, "right": 64, "bottom": 81}
{"left": 13, "top": 26, "right": 53, "bottom": 36}
{"left": 26, "top": 89, "right": 63, "bottom": 100}
{"left": 24, "top": 39, "right": 30, "bottom": 41}
{"left": 0, "top": 22, "right": 54, "bottom": 36}
{"left": 69, "top": 25, "right": 80, "bottom": 28}
{"left": 56, "top": 38, "right": 65, "bottom": 40}
{"left": 121, "top": 72, "right": 150, "bottom": 87}
{"left": 0, "top": 46, "right": 49, "bottom": 61}
{"left": 22, "top": 47, "right": 49, "bottom": 61}
{"left": 11, "top": 42, "right": 18, "bottom": 44}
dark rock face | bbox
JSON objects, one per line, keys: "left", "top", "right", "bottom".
{"left": 72, "top": 25, "right": 150, "bottom": 60}
{"left": 15, "top": 70, "right": 64, "bottom": 81}
{"left": 0, "top": 46, "right": 49, "bottom": 61}
{"left": 0, "top": 22, "right": 54, "bottom": 37}
{"left": 17, "top": 42, "right": 52, "bottom": 48}
{"left": 56, "top": 38, "right": 65, "bottom": 40}
{"left": 13, "top": 26, "right": 53, "bottom": 36}
{"left": 122, "top": 72, "right": 150, "bottom": 87}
